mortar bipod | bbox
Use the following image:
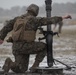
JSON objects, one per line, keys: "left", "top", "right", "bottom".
{"left": 38, "top": 28, "right": 71, "bottom": 70}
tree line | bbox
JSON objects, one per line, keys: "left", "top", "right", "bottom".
{"left": 0, "top": 2, "right": 76, "bottom": 19}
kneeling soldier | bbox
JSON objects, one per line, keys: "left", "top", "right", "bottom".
{"left": 0, "top": 4, "right": 71, "bottom": 74}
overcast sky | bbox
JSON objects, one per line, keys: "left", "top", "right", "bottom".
{"left": 0, "top": 0, "right": 76, "bottom": 9}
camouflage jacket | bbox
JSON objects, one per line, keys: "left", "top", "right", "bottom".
{"left": 0, "top": 13, "right": 62, "bottom": 40}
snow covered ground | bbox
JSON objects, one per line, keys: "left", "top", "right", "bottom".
{"left": 0, "top": 23, "right": 76, "bottom": 75}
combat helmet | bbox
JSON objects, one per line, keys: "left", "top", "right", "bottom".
{"left": 26, "top": 4, "right": 39, "bottom": 16}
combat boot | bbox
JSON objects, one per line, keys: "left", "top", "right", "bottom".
{"left": 30, "top": 49, "right": 46, "bottom": 72}
{"left": 29, "top": 61, "right": 39, "bottom": 72}
{"left": 2, "top": 57, "right": 13, "bottom": 75}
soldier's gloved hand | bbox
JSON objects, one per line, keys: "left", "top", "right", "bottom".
{"left": 0, "top": 39, "right": 3, "bottom": 44}
{"left": 62, "top": 15, "right": 72, "bottom": 19}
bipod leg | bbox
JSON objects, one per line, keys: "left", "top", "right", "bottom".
{"left": 54, "top": 58, "right": 71, "bottom": 70}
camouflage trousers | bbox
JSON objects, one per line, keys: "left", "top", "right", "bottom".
{"left": 9, "top": 41, "right": 46, "bottom": 73}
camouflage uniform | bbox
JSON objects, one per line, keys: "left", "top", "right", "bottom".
{"left": 0, "top": 4, "right": 62, "bottom": 73}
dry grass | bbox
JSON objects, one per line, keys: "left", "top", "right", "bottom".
{"left": 53, "top": 26, "right": 76, "bottom": 56}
